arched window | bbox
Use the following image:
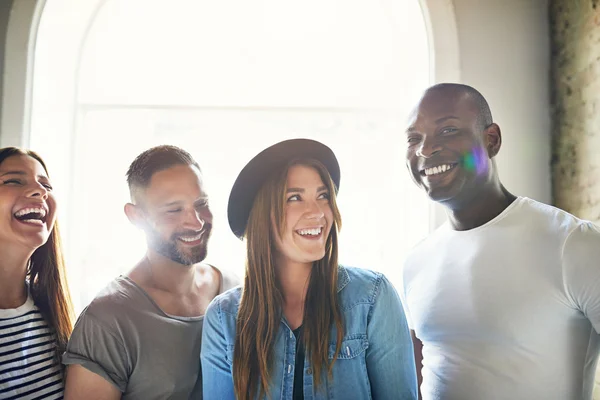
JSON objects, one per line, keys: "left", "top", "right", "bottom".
{"left": 31, "top": 0, "right": 431, "bottom": 312}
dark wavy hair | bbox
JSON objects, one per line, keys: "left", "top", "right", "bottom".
{"left": 0, "top": 147, "right": 74, "bottom": 366}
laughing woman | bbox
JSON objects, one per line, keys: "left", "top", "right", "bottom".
{"left": 0, "top": 148, "right": 74, "bottom": 399}
{"left": 201, "top": 139, "right": 417, "bottom": 400}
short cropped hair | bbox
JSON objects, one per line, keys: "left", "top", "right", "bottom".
{"left": 126, "top": 145, "right": 200, "bottom": 202}
{"left": 427, "top": 83, "right": 493, "bottom": 130}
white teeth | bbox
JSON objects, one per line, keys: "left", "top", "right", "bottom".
{"left": 179, "top": 232, "right": 203, "bottom": 242}
{"left": 297, "top": 227, "right": 322, "bottom": 236}
{"left": 15, "top": 207, "right": 46, "bottom": 218}
{"left": 22, "top": 219, "right": 44, "bottom": 226}
{"left": 424, "top": 164, "right": 454, "bottom": 176}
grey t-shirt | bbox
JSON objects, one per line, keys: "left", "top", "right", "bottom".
{"left": 63, "top": 268, "right": 238, "bottom": 399}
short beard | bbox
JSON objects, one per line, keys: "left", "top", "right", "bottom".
{"left": 145, "top": 225, "right": 211, "bottom": 266}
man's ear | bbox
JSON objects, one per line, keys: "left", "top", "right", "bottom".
{"left": 485, "top": 123, "right": 502, "bottom": 158}
{"left": 124, "top": 203, "right": 146, "bottom": 229}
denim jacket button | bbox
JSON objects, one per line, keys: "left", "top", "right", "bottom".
{"left": 306, "top": 368, "right": 313, "bottom": 375}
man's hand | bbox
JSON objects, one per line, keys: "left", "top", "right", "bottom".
{"left": 411, "top": 330, "right": 423, "bottom": 400}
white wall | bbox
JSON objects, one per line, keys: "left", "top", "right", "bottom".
{"left": 453, "top": 0, "right": 551, "bottom": 203}
{"left": 420, "top": 0, "right": 551, "bottom": 226}
{"left": 0, "top": 0, "right": 43, "bottom": 148}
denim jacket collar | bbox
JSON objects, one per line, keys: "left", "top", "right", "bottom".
{"left": 336, "top": 265, "right": 350, "bottom": 293}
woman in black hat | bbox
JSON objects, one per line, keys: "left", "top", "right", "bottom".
{"left": 201, "top": 139, "right": 417, "bottom": 400}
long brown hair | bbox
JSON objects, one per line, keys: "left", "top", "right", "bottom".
{"left": 233, "top": 159, "right": 344, "bottom": 399}
{"left": 0, "top": 147, "right": 74, "bottom": 365}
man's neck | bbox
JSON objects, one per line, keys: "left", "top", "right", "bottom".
{"left": 139, "top": 251, "right": 198, "bottom": 296}
{"left": 444, "top": 185, "right": 517, "bottom": 231}
{"left": 0, "top": 243, "right": 31, "bottom": 309}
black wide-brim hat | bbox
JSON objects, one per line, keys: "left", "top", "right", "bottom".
{"left": 227, "top": 138, "right": 340, "bottom": 239}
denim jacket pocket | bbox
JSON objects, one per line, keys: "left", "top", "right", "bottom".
{"left": 327, "top": 336, "right": 369, "bottom": 360}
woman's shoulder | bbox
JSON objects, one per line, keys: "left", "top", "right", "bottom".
{"left": 339, "top": 265, "right": 383, "bottom": 282}
{"left": 206, "top": 286, "right": 243, "bottom": 317}
{"left": 339, "top": 265, "right": 385, "bottom": 289}
{"left": 337, "top": 265, "right": 388, "bottom": 305}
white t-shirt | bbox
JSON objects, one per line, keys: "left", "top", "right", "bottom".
{"left": 402, "top": 197, "right": 600, "bottom": 400}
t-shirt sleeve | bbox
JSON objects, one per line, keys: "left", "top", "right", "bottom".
{"left": 62, "top": 309, "right": 129, "bottom": 392}
{"left": 400, "top": 259, "right": 414, "bottom": 330}
{"left": 400, "top": 296, "right": 414, "bottom": 331}
{"left": 562, "top": 221, "right": 600, "bottom": 334}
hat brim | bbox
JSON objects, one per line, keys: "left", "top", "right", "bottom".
{"left": 227, "top": 138, "right": 340, "bottom": 239}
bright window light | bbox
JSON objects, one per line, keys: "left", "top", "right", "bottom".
{"left": 31, "top": 0, "right": 430, "bottom": 313}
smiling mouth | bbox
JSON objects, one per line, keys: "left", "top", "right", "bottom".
{"left": 177, "top": 231, "right": 204, "bottom": 243}
{"left": 296, "top": 227, "right": 323, "bottom": 237}
{"left": 13, "top": 207, "right": 48, "bottom": 226}
{"left": 420, "top": 163, "right": 457, "bottom": 177}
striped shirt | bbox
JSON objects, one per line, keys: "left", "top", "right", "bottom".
{"left": 0, "top": 293, "right": 63, "bottom": 400}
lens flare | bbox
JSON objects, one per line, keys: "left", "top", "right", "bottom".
{"left": 462, "top": 146, "right": 487, "bottom": 175}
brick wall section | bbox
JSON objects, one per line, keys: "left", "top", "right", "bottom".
{"left": 550, "top": 0, "right": 600, "bottom": 397}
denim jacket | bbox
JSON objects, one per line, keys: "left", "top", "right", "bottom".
{"left": 201, "top": 266, "right": 418, "bottom": 400}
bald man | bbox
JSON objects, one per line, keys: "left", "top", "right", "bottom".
{"left": 401, "top": 83, "right": 600, "bottom": 400}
